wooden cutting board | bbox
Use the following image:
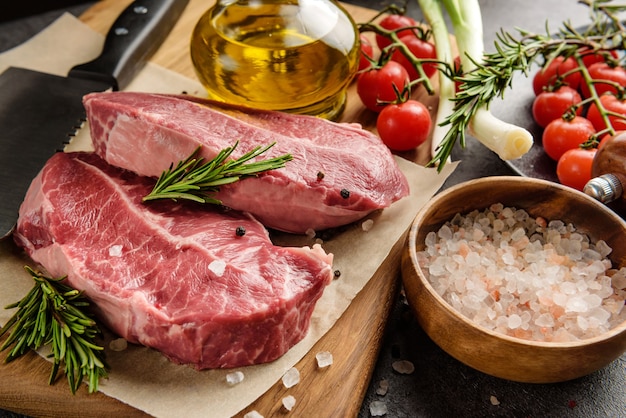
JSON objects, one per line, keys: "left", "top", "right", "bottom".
{"left": 0, "top": 1, "right": 441, "bottom": 416}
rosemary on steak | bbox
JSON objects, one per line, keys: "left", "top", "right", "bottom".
{"left": 0, "top": 266, "right": 108, "bottom": 394}
{"left": 143, "top": 141, "right": 293, "bottom": 204}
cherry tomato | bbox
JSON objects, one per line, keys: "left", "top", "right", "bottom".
{"left": 358, "top": 34, "right": 375, "bottom": 72}
{"left": 357, "top": 61, "right": 410, "bottom": 112}
{"left": 531, "top": 86, "right": 582, "bottom": 128}
{"left": 580, "top": 49, "right": 619, "bottom": 68}
{"left": 390, "top": 34, "right": 437, "bottom": 81}
{"left": 375, "top": 14, "right": 418, "bottom": 50}
{"left": 586, "top": 94, "right": 626, "bottom": 133}
{"left": 542, "top": 116, "right": 596, "bottom": 161}
{"left": 376, "top": 100, "right": 432, "bottom": 151}
{"left": 532, "top": 56, "right": 582, "bottom": 95}
{"left": 556, "top": 147, "right": 597, "bottom": 191}
{"left": 580, "top": 62, "right": 626, "bottom": 98}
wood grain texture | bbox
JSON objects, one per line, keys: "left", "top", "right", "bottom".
{"left": 0, "top": 1, "right": 441, "bottom": 416}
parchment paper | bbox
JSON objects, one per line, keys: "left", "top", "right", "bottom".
{"left": 0, "top": 14, "right": 457, "bottom": 418}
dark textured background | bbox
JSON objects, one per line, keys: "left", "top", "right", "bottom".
{"left": 0, "top": 1, "right": 624, "bottom": 417}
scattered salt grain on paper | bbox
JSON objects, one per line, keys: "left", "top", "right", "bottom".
{"left": 108, "top": 338, "right": 127, "bottom": 352}
{"left": 362, "top": 219, "right": 375, "bottom": 232}
{"left": 315, "top": 351, "right": 333, "bottom": 368}
{"left": 243, "top": 411, "right": 264, "bottom": 418}
{"left": 369, "top": 400, "right": 388, "bottom": 416}
{"left": 282, "top": 367, "right": 300, "bottom": 388}
{"left": 490, "top": 395, "right": 500, "bottom": 406}
{"left": 225, "top": 371, "right": 245, "bottom": 386}
{"left": 282, "top": 395, "right": 296, "bottom": 411}
{"left": 376, "top": 379, "right": 389, "bottom": 396}
{"left": 392, "top": 360, "right": 415, "bottom": 374}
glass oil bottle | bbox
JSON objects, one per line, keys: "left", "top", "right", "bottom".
{"left": 190, "top": 0, "right": 360, "bottom": 120}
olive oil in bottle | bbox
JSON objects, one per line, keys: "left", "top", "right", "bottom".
{"left": 190, "top": 0, "right": 359, "bottom": 120}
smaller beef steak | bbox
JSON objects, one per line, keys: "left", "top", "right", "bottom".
{"left": 14, "top": 152, "right": 333, "bottom": 369}
{"left": 83, "top": 92, "right": 410, "bottom": 233}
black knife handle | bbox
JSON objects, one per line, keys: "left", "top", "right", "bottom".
{"left": 68, "top": 0, "right": 189, "bottom": 91}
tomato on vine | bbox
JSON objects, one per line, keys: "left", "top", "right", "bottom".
{"left": 376, "top": 99, "right": 432, "bottom": 151}
{"left": 531, "top": 86, "right": 582, "bottom": 128}
{"left": 356, "top": 60, "right": 410, "bottom": 112}
{"left": 586, "top": 94, "right": 626, "bottom": 133}
{"left": 375, "top": 14, "right": 418, "bottom": 49}
{"left": 532, "top": 56, "right": 582, "bottom": 95}
{"left": 556, "top": 147, "right": 597, "bottom": 191}
{"left": 390, "top": 34, "right": 437, "bottom": 81}
{"left": 358, "top": 34, "right": 375, "bottom": 72}
{"left": 580, "top": 62, "right": 626, "bottom": 98}
{"left": 542, "top": 115, "right": 596, "bottom": 161}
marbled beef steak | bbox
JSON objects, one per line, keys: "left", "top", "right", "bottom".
{"left": 14, "top": 152, "right": 333, "bottom": 369}
{"left": 83, "top": 92, "right": 410, "bottom": 233}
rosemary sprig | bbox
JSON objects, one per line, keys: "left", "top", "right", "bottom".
{"left": 143, "top": 141, "right": 293, "bottom": 204}
{"left": 430, "top": 0, "right": 626, "bottom": 169}
{"left": 0, "top": 266, "right": 108, "bottom": 394}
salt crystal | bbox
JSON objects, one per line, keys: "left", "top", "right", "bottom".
{"left": 376, "top": 379, "right": 389, "bottom": 396}
{"left": 361, "top": 219, "right": 375, "bottom": 232}
{"left": 108, "top": 244, "right": 123, "bottom": 257}
{"left": 226, "top": 371, "right": 245, "bottom": 386}
{"left": 507, "top": 314, "right": 522, "bottom": 329}
{"left": 109, "top": 338, "right": 127, "bottom": 352}
{"left": 369, "top": 400, "right": 388, "bottom": 416}
{"left": 315, "top": 351, "right": 333, "bottom": 368}
{"left": 305, "top": 228, "right": 316, "bottom": 239}
{"left": 490, "top": 395, "right": 501, "bottom": 406}
{"left": 282, "top": 395, "right": 296, "bottom": 411}
{"left": 243, "top": 411, "right": 264, "bottom": 418}
{"left": 392, "top": 360, "right": 415, "bottom": 374}
{"left": 566, "top": 297, "right": 589, "bottom": 313}
{"left": 612, "top": 270, "right": 626, "bottom": 289}
{"left": 208, "top": 260, "right": 226, "bottom": 276}
{"left": 282, "top": 367, "right": 300, "bottom": 388}
{"left": 535, "top": 313, "right": 555, "bottom": 328}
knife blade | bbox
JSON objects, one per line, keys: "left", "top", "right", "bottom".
{"left": 0, "top": 0, "right": 189, "bottom": 238}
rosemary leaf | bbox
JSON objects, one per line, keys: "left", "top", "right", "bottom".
{"left": 143, "top": 141, "right": 293, "bottom": 204}
{"left": 0, "top": 266, "right": 108, "bottom": 394}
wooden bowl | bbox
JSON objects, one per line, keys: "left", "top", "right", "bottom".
{"left": 401, "top": 176, "right": 626, "bottom": 383}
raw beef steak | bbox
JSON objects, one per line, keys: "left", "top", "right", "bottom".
{"left": 14, "top": 152, "right": 334, "bottom": 369}
{"left": 83, "top": 92, "right": 410, "bottom": 233}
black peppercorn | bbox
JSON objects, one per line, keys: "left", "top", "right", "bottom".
{"left": 235, "top": 226, "right": 246, "bottom": 237}
{"left": 340, "top": 189, "right": 350, "bottom": 199}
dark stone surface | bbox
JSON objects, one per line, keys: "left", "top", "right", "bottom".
{"left": 0, "top": 1, "right": 624, "bottom": 417}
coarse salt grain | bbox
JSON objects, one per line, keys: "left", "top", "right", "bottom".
{"left": 282, "top": 367, "right": 300, "bottom": 388}
{"left": 362, "top": 219, "right": 375, "bottom": 232}
{"left": 282, "top": 395, "right": 296, "bottom": 411}
{"left": 108, "top": 244, "right": 123, "bottom": 257}
{"left": 392, "top": 360, "right": 415, "bottom": 375}
{"left": 225, "top": 370, "right": 244, "bottom": 386}
{"left": 109, "top": 338, "right": 127, "bottom": 352}
{"left": 315, "top": 351, "right": 333, "bottom": 368}
{"left": 208, "top": 259, "right": 226, "bottom": 276}
{"left": 243, "top": 411, "right": 264, "bottom": 418}
{"left": 376, "top": 379, "right": 389, "bottom": 396}
{"left": 369, "top": 400, "right": 388, "bottom": 416}
{"left": 490, "top": 395, "right": 500, "bottom": 406}
{"left": 417, "top": 204, "right": 626, "bottom": 342}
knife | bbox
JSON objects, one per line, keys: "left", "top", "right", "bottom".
{"left": 0, "top": 0, "right": 189, "bottom": 238}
